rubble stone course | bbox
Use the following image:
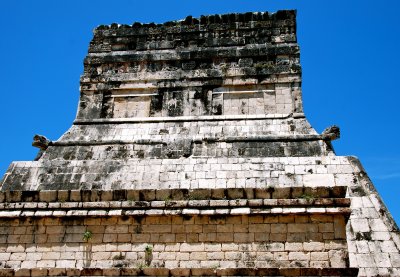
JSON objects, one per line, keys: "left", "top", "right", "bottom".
{"left": 0, "top": 10, "right": 399, "bottom": 277}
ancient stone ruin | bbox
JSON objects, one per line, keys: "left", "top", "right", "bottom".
{"left": 1, "top": 10, "right": 399, "bottom": 276}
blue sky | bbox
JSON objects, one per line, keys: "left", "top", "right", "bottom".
{"left": 0, "top": 1, "right": 399, "bottom": 223}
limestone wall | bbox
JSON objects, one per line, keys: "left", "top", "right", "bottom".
{"left": 0, "top": 214, "right": 348, "bottom": 270}
{"left": 346, "top": 157, "right": 400, "bottom": 276}
{"left": 0, "top": 10, "right": 399, "bottom": 276}
{"left": 1, "top": 10, "right": 316, "bottom": 193}
{"left": 0, "top": 186, "right": 355, "bottom": 276}
{"left": 78, "top": 11, "right": 301, "bottom": 121}
{"left": 3, "top": 155, "right": 350, "bottom": 191}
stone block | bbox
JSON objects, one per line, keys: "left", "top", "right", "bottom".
{"left": 176, "top": 252, "right": 189, "bottom": 261}
{"left": 288, "top": 252, "right": 310, "bottom": 260}
{"left": 102, "top": 268, "right": 121, "bottom": 276}
{"left": 310, "top": 261, "right": 329, "bottom": 268}
{"left": 270, "top": 233, "right": 287, "bottom": 242}
{"left": 189, "top": 251, "right": 207, "bottom": 260}
{"left": 180, "top": 243, "right": 204, "bottom": 252}
{"left": 179, "top": 260, "right": 201, "bottom": 268}
{"left": 271, "top": 223, "right": 286, "bottom": 233}
{"left": 287, "top": 223, "right": 317, "bottom": 233}
{"left": 234, "top": 233, "right": 254, "bottom": 243}
{"left": 48, "top": 268, "right": 68, "bottom": 276}
{"left": 159, "top": 251, "right": 177, "bottom": 260}
{"left": 274, "top": 251, "right": 288, "bottom": 260}
{"left": 357, "top": 254, "right": 376, "bottom": 268}
{"left": 303, "top": 174, "right": 335, "bottom": 187}
{"left": 369, "top": 218, "right": 388, "bottom": 232}
{"left": 225, "top": 252, "right": 242, "bottom": 260}
{"left": 319, "top": 223, "right": 334, "bottom": 232}
{"left": 374, "top": 253, "right": 391, "bottom": 267}
{"left": 0, "top": 253, "right": 11, "bottom": 261}
{"left": 42, "top": 251, "right": 60, "bottom": 260}
{"left": 380, "top": 241, "right": 398, "bottom": 253}
{"left": 10, "top": 253, "right": 26, "bottom": 261}
{"left": 15, "top": 269, "right": 31, "bottom": 276}
{"left": 170, "top": 268, "right": 191, "bottom": 276}
{"left": 304, "top": 242, "right": 324, "bottom": 251}
{"left": 31, "top": 268, "right": 48, "bottom": 277}
{"left": 267, "top": 242, "right": 285, "bottom": 251}
{"left": 310, "top": 251, "right": 329, "bottom": 261}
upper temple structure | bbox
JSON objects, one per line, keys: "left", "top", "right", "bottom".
{"left": 0, "top": 10, "right": 399, "bottom": 277}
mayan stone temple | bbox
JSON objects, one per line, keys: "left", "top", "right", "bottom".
{"left": 0, "top": 10, "right": 399, "bottom": 277}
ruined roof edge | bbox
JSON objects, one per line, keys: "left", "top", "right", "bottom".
{"left": 94, "top": 10, "right": 296, "bottom": 31}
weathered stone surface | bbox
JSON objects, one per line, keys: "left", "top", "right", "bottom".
{"left": 0, "top": 10, "right": 398, "bottom": 277}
